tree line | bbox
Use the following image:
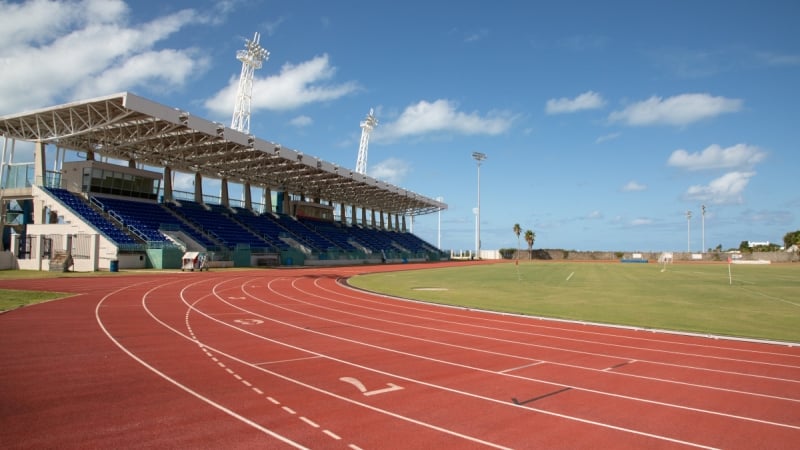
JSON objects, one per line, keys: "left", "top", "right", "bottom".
{"left": 513, "top": 223, "right": 536, "bottom": 259}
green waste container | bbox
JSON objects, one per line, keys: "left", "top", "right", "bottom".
{"left": 110, "top": 260, "right": 119, "bottom": 272}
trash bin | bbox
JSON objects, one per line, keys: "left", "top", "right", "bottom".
{"left": 109, "top": 260, "right": 119, "bottom": 272}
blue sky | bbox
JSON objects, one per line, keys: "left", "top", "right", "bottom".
{"left": 1, "top": 0, "right": 798, "bottom": 252}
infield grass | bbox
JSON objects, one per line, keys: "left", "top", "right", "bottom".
{"left": 349, "top": 262, "right": 800, "bottom": 343}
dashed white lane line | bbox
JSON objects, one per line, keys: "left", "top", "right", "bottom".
{"left": 185, "top": 306, "right": 357, "bottom": 448}
{"left": 300, "top": 417, "right": 319, "bottom": 428}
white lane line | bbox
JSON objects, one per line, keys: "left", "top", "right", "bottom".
{"left": 242, "top": 277, "right": 799, "bottom": 431}
{"left": 330, "top": 276, "right": 800, "bottom": 359}
{"left": 94, "top": 283, "right": 309, "bottom": 450}
{"left": 306, "top": 278, "right": 800, "bottom": 378}
{"left": 323, "top": 429, "right": 341, "bottom": 440}
{"left": 566, "top": 272, "right": 574, "bottom": 281}
{"left": 180, "top": 278, "right": 716, "bottom": 448}
{"left": 501, "top": 361, "right": 545, "bottom": 374}
{"left": 255, "top": 355, "right": 323, "bottom": 366}
{"left": 290, "top": 278, "right": 800, "bottom": 392}
{"left": 300, "top": 417, "right": 319, "bottom": 428}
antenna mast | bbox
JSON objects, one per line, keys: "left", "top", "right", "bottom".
{"left": 355, "top": 108, "right": 378, "bottom": 174}
{"left": 231, "top": 32, "right": 269, "bottom": 133}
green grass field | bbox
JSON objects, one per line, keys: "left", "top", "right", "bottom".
{"left": 349, "top": 262, "right": 800, "bottom": 343}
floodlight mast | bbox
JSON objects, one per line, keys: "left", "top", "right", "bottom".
{"left": 472, "top": 152, "right": 487, "bottom": 259}
{"left": 701, "top": 204, "right": 706, "bottom": 253}
{"left": 231, "top": 32, "right": 269, "bottom": 133}
{"left": 686, "top": 210, "right": 692, "bottom": 253}
{"left": 355, "top": 109, "right": 378, "bottom": 175}
{"left": 436, "top": 196, "right": 444, "bottom": 249}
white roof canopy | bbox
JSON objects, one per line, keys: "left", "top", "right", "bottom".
{"left": 0, "top": 92, "right": 446, "bottom": 216}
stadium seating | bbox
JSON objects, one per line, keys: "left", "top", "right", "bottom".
{"left": 92, "top": 196, "right": 214, "bottom": 247}
{"left": 166, "top": 201, "right": 275, "bottom": 251}
{"left": 44, "top": 187, "right": 441, "bottom": 260}
{"left": 44, "top": 188, "right": 139, "bottom": 246}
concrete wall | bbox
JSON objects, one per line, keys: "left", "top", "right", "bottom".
{"left": 512, "top": 249, "right": 797, "bottom": 263}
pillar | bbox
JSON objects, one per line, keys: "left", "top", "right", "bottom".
{"left": 220, "top": 178, "right": 229, "bottom": 208}
{"left": 194, "top": 172, "right": 203, "bottom": 203}
{"left": 244, "top": 182, "right": 252, "bottom": 210}
{"left": 163, "top": 167, "right": 173, "bottom": 202}
{"left": 263, "top": 186, "right": 272, "bottom": 213}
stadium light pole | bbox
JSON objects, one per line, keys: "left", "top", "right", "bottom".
{"left": 686, "top": 210, "right": 692, "bottom": 253}
{"left": 473, "top": 207, "right": 479, "bottom": 257}
{"left": 436, "top": 196, "right": 444, "bottom": 249}
{"left": 472, "top": 152, "right": 487, "bottom": 259}
{"left": 701, "top": 204, "right": 706, "bottom": 253}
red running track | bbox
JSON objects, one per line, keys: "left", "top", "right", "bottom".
{"left": 1, "top": 262, "right": 799, "bottom": 449}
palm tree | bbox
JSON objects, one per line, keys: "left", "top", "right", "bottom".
{"left": 525, "top": 229, "right": 535, "bottom": 259}
{"left": 513, "top": 223, "right": 521, "bottom": 262}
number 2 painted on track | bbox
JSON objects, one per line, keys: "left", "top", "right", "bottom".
{"left": 234, "top": 318, "right": 264, "bottom": 325}
{"left": 340, "top": 377, "right": 403, "bottom": 397}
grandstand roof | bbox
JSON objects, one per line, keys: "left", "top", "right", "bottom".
{"left": 0, "top": 92, "right": 446, "bottom": 216}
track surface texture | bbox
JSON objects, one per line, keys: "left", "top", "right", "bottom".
{"left": 1, "top": 262, "right": 799, "bottom": 449}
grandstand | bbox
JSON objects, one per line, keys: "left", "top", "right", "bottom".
{"left": 0, "top": 92, "right": 446, "bottom": 271}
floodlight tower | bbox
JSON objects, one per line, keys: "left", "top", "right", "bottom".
{"left": 686, "top": 210, "right": 692, "bottom": 253}
{"left": 355, "top": 109, "right": 378, "bottom": 175}
{"left": 436, "top": 196, "right": 444, "bottom": 249}
{"left": 701, "top": 204, "right": 706, "bottom": 253}
{"left": 472, "top": 152, "right": 487, "bottom": 258}
{"left": 231, "top": 32, "right": 269, "bottom": 133}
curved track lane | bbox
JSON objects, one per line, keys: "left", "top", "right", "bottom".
{"left": 1, "top": 263, "right": 799, "bottom": 449}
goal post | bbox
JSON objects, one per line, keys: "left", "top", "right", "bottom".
{"left": 657, "top": 252, "right": 673, "bottom": 264}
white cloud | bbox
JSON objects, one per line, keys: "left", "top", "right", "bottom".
{"left": 204, "top": 54, "right": 359, "bottom": 115}
{"left": 369, "top": 158, "right": 410, "bottom": 184}
{"left": 667, "top": 143, "right": 766, "bottom": 171}
{"left": 374, "top": 99, "right": 513, "bottom": 142}
{"left": 546, "top": 91, "right": 605, "bottom": 114}
{"left": 608, "top": 93, "right": 742, "bottom": 126}
{"left": 289, "top": 115, "right": 313, "bottom": 127}
{"left": 630, "top": 218, "right": 653, "bottom": 226}
{"left": 0, "top": 0, "right": 210, "bottom": 114}
{"left": 684, "top": 171, "right": 755, "bottom": 204}
{"left": 587, "top": 210, "right": 603, "bottom": 219}
{"left": 595, "top": 132, "right": 621, "bottom": 143}
{"left": 262, "top": 16, "right": 286, "bottom": 36}
{"left": 464, "top": 29, "right": 489, "bottom": 43}
{"left": 622, "top": 180, "right": 647, "bottom": 192}
{"left": 756, "top": 51, "right": 800, "bottom": 67}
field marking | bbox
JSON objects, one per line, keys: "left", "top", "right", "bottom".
{"left": 255, "top": 355, "right": 323, "bottom": 366}
{"left": 501, "top": 361, "right": 545, "bottom": 373}
{"left": 300, "top": 278, "right": 800, "bottom": 377}
{"left": 566, "top": 272, "right": 575, "bottom": 281}
{"left": 180, "top": 277, "right": 721, "bottom": 448}
{"left": 116, "top": 277, "right": 514, "bottom": 449}
{"left": 93, "top": 281, "right": 310, "bottom": 449}
{"left": 331, "top": 276, "right": 800, "bottom": 357}
{"left": 335, "top": 275, "right": 800, "bottom": 356}
{"left": 96, "top": 272, "right": 800, "bottom": 450}
{"left": 226, "top": 277, "right": 800, "bottom": 429}
{"left": 744, "top": 288, "right": 800, "bottom": 308}
{"left": 278, "top": 278, "right": 800, "bottom": 403}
